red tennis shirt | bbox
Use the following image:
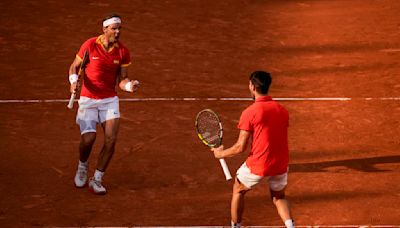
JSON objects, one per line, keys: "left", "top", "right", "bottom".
{"left": 76, "top": 35, "right": 131, "bottom": 99}
{"left": 237, "top": 96, "right": 289, "bottom": 176}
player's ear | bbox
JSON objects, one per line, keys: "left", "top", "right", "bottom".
{"left": 249, "top": 80, "right": 255, "bottom": 92}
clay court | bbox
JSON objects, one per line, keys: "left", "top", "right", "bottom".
{"left": 1, "top": 0, "right": 400, "bottom": 227}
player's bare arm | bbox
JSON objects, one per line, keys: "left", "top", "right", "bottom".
{"left": 118, "top": 67, "right": 139, "bottom": 92}
{"left": 68, "top": 57, "right": 82, "bottom": 93}
{"left": 211, "top": 130, "right": 250, "bottom": 158}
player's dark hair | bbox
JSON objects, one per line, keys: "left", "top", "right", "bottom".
{"left": 103, "top": 13, "right": 121, "bottom": 22}
{"left": 249, "top": 71, "right": 272, "bottom": 94}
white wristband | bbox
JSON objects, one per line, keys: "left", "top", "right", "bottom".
{"left": 69, "top": 74, "right": 79, "bottom": 84}
{"left": 124, "top": 81, "right": 133, "bottom": 92}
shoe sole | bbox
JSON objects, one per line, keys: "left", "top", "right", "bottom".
{"left": 74, "top": 182, "right": 88, "bottom": 188}
{"left": 88, "top": 186, "right": 107, "bottom": 195}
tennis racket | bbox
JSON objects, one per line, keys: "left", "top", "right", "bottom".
{"left": 67, "top": 49, "right": 89, "bottom": 109}
{"left": 195, "top": 109, "right": 232, "bottom": 181}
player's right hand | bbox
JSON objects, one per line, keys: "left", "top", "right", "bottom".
{"left": 70, "top": 82, "right": 78, "bottom": 93}
{"left": 211, "top": 145, "right": 224, "bottom": 159}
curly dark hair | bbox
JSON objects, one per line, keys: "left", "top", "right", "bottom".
{"left": 249, "top": 71, "right": 272, "bottom": 94}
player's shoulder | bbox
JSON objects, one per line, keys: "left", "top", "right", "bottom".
{"left": 85, "top": 36, "right": 98, "bottom": 43}
{"left": 256, "top": 99, "right": 288, "bottom": 114}
{"left": 274, "top": 100, "right": 288, "bottom": 110}
{"left": 268, "top": 99, "right": 288, "bottom": 110}
{"left": 81, "top": 37, "right": 98, "bottom": 47}
{"left": 242, "top": 103, "right": 257, "bottom": 117}
{"left": 117, "top": 41, "right": 130, "bottom": 51}
{"left": 273, "top": 101, "right": 289, "bottom": 116}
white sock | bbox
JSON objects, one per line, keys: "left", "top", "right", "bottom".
{"left": 78, "top": 160, "right": 88, "bottom": 168}
{"left": 284, "top": 219, "right": 295, "bottom": 228}
{"left": 231, "top": 221, "right": 241, "bottom": 228}
{"left": 94, "top": 169, "right": 104, "bottom": 181}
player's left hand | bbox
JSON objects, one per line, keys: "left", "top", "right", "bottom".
{"left": 132, "top": 80, "right": 139, "bottom": 92}
{"left": 124, "top": 79, "right": 139, "bottom": 92}
{"left": 211, "top": 145, "right": 224, "bottom": 159}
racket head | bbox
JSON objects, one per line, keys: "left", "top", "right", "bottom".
{"left": 195, "top": 109, "right": 223, "bottom": 148}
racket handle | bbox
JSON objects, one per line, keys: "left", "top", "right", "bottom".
{"left": 219, "top": 158, "right": 232, "bottom": 181}
{"left": 67, "top": 92, "right": 76, "bottom": 109}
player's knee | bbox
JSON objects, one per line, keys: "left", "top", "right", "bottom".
{"left": 233, "top": 177, "right": 250, "bottom": 194}
{"left": 81, "top": 132, "right": 96, "bottom": 146}
{"left": 104, "top": 134, "right": 117, "bottom": 147}
{"left": 270, "top": 189, "right": 286, "bottom": 203}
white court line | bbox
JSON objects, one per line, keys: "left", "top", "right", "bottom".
{"left": 380, "top": 48, "right": 400, "bottom": 52}
{"left": 0, "top": 97, "right": 400, "bottom": 103}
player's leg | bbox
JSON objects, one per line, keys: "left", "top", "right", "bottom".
{"left": 74, "top": 132, "right": 96, "bottom": 187}
{"left": 232, "top": 163, "right": 262, "bottom": 227}
{"left": 97, "top": 117, "right": 120, "bottom": 172}
{"left": 268, "top": 172, "right": 295, "bottom": 228}
{"left": 96, "top": 97, "right": 121, "bottom": 172}
{"left": 271, "top": 189, "right": 294, "bottom": 227}
{"left": 88, "top": 97, "right": 120, "bottom": 195}
{"left": 76, "top": 97, "right": 99, "bottom": 162}
{"left": 88, "top": 117, "right": 119, "bottom": 195}
{"left": 74, "top": 103, "right": 99, "bottom": 188}
{"left": 231, "top": 177, "right": 250, "bottom": 227}
{"left": 79, "top": 132, "right": 96, "bottom": 162}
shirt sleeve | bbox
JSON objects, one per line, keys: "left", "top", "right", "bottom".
{"left": 237, "top": 108, "right": 254, "bottom": 132}
{"left": 120, "top": 47, "right": 131, "bottom": 67}
{"left": 76, "top": 39, "right": 92, "bottom": 61}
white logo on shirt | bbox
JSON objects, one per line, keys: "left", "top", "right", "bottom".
{"left": 92, "top": 57, "right": 99, "bottom": 60}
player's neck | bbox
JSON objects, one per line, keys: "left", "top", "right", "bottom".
{"left": 100, "top": 36, "right": 115, "bottom": 51}
{"left": 253, "top": 93, "right": 270, "bottom": 101}
{"left": 254, "top": 92, "right": 267, "bottom": 100}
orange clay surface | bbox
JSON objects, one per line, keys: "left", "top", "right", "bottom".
{"left": 0, "top": 0, "right": 400, "bottom": 227}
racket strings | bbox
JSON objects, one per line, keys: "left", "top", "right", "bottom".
{"left": 196, "top": 111, "right": 222, "bottom": 146}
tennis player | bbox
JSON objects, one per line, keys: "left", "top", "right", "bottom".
{"left": 68, "top": 14, "right": 139, "bottom": 195}
{"left": 211, "top": 71, "right": 295, "bottom": 228}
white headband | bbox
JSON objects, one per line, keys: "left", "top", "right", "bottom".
{"left": 103, "top": 17, "right": 122, "bottom": 27}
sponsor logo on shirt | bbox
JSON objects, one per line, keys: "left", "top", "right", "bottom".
{"left": 92, "top": 56, "right": 99, "bottom": 60}
{"left": 113, "top": 60, "right": 120, "bottom": 64}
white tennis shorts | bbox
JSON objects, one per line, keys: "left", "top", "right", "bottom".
{"left": 236, "top": 162, "right": 288, "bottom": 191}
{"left": 76, "top": 96, "right": 120, "bottom": 134}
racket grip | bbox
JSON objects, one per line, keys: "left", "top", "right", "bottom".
{"left": 219, "top": 158, "right": 232, "bottom": 181}
{"left": 67, "top": 92, "right": 76, "bottom": 109}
